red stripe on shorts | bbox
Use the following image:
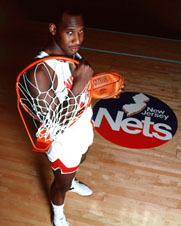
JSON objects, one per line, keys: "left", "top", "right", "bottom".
{"left": 51, "top": 159, "right": 80, "bottom": 174}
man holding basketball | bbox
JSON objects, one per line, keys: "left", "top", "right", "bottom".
{"left": 17, "top": 2, "right": 124, "bottom": 226}
{"left": 34, "top": 4, "right": 94, "bottom": 226}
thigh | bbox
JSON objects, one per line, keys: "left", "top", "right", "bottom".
{"left": 53, "top": 169, "right": 76, "bottom": 190}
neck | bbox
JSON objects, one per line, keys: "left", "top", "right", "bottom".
{"left": 44, "top": 39, "right": 69, "bottom": 57}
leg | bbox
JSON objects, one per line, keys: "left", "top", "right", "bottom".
{"left": 80, "top": 147, "right": 90, "bottom": 164}
{"left": 68, "top": 148, "right": 93, "bottom": 196}
{"left": 50, "top": 169, "right": 76, "bottom": 226}
{"left": 50, "top": 169, "right": 76, "bottom": 205}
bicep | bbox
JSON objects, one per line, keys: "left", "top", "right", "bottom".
{"left": 27, "top": 67, "right": 50, "bottom": 95}
{"left": 27, "top": 66, "right": 58, "bottom": 109}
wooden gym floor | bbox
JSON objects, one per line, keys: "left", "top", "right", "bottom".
{"left": 1, "top": 8, "right": 181, "bottom": 226}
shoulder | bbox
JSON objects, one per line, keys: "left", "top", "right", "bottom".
{"left": 34, "top": 51, "right": 49, "bottom": 59}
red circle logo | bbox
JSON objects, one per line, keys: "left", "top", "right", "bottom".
{"left": 93, "top": 92, "right": 178, "bottom": 149}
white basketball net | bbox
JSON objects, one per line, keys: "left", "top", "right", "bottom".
{"left": 17, "top": 59, "right": 90, "bottom": 142}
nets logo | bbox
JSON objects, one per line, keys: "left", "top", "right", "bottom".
{"left": 93, "top": 92, "right": 178, "bottom": 149}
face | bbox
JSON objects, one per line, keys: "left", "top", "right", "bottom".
{"left": 51, "top": 12, "right": 84, "bottom": 57}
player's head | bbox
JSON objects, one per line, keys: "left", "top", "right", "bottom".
{"left": 51, "top": 2, "right": 85, "bottom": 25}
{"left": 49, "top": 3, "right": 85, "bottom": 57}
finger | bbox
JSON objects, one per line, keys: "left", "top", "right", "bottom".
{"left": 79, "top": 59, "right": 91, "bottom": 67}
{"left": 69, "top": 62, "right": 77, "bottom": 72}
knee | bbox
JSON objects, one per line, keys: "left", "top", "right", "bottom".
{"left": 52, "top": 180, "right": 71, "bottom": 194}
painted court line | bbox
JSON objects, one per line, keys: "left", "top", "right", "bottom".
{"left": 87, "top": 27, "right": 181, "bottom": 42}
{"left": 81, "top": 47, "right": 181, "bottom": 64}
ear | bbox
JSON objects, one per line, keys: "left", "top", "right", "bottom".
{"left": 49, "top": 23, "right": 56, "bottom": 36}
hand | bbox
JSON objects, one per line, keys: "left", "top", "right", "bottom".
{"left": 71, "top": 59, "right": 94, "bottom": 95}
{"left": 113, "top": 84, "right": 125, "bottom": 99}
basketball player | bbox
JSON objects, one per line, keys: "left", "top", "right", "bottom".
{"left": 28, "top": 4, "right": 94, "bottom": 226}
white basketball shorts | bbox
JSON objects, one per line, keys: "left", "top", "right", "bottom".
{"left": 46, "top": 106, "right": 94, "bottom": 174}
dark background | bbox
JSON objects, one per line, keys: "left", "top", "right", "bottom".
{"left": 6, "top": 0, "right": 181, "bottom": 40}
{"left": 1, "top": 0, "right": 181, "bottom": 41}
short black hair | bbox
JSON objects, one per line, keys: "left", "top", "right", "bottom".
{"left": 51, "top": 1, "right": 85, "bottom": 25}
